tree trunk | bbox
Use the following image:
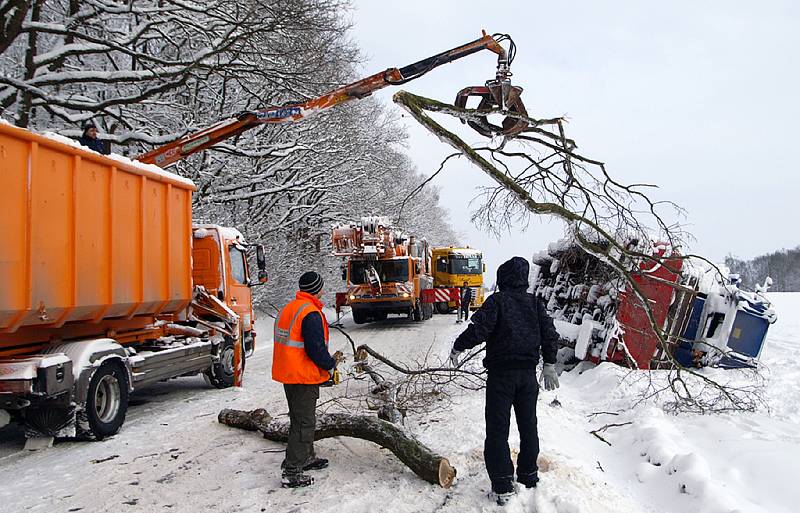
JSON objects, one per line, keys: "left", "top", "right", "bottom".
{"left": 218, "top": 408, "right": 456, "bottom": 488}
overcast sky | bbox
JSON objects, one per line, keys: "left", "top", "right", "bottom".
{"left": 349, "top": 0, "right": 799, "bottom": 281}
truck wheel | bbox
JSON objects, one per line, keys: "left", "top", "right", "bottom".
{"left": 204, "top": 337, "right": 238, "bottom": 389}
{"left": 352, "top": 309, "right": 368, "bottom": 325}
{"left": 83, "top": 362, "right": 129, "bottom": 440}
{"left": 435, "top": 302, "right": 450, "bottom": 315}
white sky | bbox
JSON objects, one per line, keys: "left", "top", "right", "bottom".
{"left": 349, "top": 0, "right": 799, "bottom": 282}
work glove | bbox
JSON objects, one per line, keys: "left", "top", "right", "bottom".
{"left": 540, "top": 363, "right": 559, "bottom": 391}
{"left": 448, "top": 349, "right": 463, "bottom": 368}
{"left": 332, "top": 350, "right": 345, "bottom": 364}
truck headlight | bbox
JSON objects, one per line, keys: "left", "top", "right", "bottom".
{"left": 349, "top": 295, "right": 356, "bottom": 300}
{"left": 402, "top": 292, "right": 410, "bottom": 298}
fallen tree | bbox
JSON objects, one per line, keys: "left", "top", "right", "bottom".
{"left": 217, "top": 408, "right": 456, "bottom": 488}
{"left": 391, "top": 90, "right": 766, "bottom": 414}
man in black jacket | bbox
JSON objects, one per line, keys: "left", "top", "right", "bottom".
{"left": 459, "top": 281, "right": 472, "bottom": 322}
{"left": 78, "top": 122, "right": 109, "bottom": 155}
{"left": 449, "top": 256, "right": 560, "bottom": 504}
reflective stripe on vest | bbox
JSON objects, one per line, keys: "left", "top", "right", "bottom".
{"left": 274, "top": 303, "right": 311, "bottom": 349}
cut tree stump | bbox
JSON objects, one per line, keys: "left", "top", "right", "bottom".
{"left": 218, "top": 408, "right": 456, "bottom": 488}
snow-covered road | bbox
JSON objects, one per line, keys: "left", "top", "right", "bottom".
{"left": 1, "top": 294, "right": 798, "bottom": 513}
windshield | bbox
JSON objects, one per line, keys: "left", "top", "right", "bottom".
{"left": 449, "top": 256, "right": 482, "bottom": 275}
{"left": 350, "top": 259, "right": 410, "bottom": 284}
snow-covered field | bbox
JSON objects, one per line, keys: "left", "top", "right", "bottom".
{"left": 1, "top": 294, "right": 798, "bottom": 513}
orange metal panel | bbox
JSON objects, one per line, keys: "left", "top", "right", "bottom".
{"left": 0, "top": 123, "right": 195, "bottom": 350}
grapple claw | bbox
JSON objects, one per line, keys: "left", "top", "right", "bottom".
{"left": 455, "top": 81, "right": 528, "bottom": 138}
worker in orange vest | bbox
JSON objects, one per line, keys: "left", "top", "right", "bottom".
{"left": 273, "top": 271, "right": 343, "bottom": 488}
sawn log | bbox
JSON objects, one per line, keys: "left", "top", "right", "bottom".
{"left": 218, "top": 408, "right": 456, "bottom": 488}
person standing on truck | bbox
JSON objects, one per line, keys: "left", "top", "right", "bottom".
{"left": 272, "top": 271, "right": 343, "bottom": 488}
{"left": 78, "top": 121, "right": 109, "bottom": 155}
{"left": 448, "top": 257, "right": 560, "bottom": 505}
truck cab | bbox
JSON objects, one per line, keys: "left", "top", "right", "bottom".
{"left": 191, "top": 225, "right": 267, "bottom": 355}
{"left": 431, "top": 247, "right": 485, "bottom": 313}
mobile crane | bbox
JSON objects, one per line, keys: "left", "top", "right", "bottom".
{"left": 332, "top": 217, "right": 433, "bottom": 324}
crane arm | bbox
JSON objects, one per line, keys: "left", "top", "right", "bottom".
{"left": 136, "top": 31, "right": 512, "bottom": 168}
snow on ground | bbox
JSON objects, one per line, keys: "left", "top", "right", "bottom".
{"left": 1, "top": 294, "right": 798, "bottom": 512}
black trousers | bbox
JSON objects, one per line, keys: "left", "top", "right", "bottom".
{"left": 282, "top": 383, "right": 319, "bottom": 473}
{"left": 484, "top": 368, "right": 540, "bottom": 493}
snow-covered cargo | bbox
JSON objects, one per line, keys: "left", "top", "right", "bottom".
{"left": 532, "top": 238, "right": 776, "bottom": 369}
{"left": 0, "top": 121, "right": 194, "bottom": 351}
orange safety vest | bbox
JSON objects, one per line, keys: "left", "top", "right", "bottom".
{"left": 272, "top": 291, "right": 330, "bottom": 385}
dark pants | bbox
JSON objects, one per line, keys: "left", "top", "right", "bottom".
{"left": 460, "top": 302, "right": 470, "bottom": 322}
{"left": 282, "top": 384, "right": 319, "bottom": 473}
{"left": 484, "top": 368, "right": 540, "bottom": 493}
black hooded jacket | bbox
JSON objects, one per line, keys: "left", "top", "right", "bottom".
{"left": 78, "top": 125, "right": 109, "bottom": 155}
{"left": 453, "top": 256, "right": 559, "bottom": 371}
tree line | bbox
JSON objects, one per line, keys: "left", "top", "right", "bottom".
{"left": 0, "top": 0, "right": 457, "bottom": 305}
{"left": 725, "top": 246, "right": 800, "bottom": 292}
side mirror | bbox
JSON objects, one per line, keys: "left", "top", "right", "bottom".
{"left": 256, "top": 244, "right": 267, "bottom": 271}
{"left": 249, "top": 270, "right": 268, "bottom": 287}
{"left": 341, "top": 268, "right": 347, "bottom": 281}
{"left": 483, "top": 263, "right": 486, "bottom": 273}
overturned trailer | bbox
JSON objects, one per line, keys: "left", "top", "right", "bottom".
{"left": 532, "top": 239, "right": 776, "bottom": 369}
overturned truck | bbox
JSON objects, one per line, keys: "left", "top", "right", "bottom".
{"left": 532, "top": 239, "right": 776, "bottom": 369}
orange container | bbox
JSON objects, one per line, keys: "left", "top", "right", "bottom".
{"left": 0, "top": 123, "right": 195, "bottom": 348}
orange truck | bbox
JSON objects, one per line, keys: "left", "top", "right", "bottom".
{"left": 332, "top": 217, "right": 434, "bottom": 324}
{"left": 0, "top": 123, "right": 266, "bottom": 440}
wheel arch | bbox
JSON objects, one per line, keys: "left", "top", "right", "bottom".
{"left": 42, "top": 338, "right": 132, "bottom": 406}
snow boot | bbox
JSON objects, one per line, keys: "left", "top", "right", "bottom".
{"left": 303, "top": 457, "right": 329, "bottom": 471}
{"left": 488, "top": 490, "right": 516, "bottom": 506}
{"left": 281, "top": 472, "right": 314, "bottom": 488}
{"left": 489, "top": 480, "right": 516, "bottom": 505}
{"left": 517, "top": 471, "right": 539, "bottom": 489}
{"left": 517, "top": 474, "right": 539, "bottom": 488}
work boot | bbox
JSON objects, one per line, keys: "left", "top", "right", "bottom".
{"left": 302, "top": 457, "right": 329, "bottom": 471}
{"left": 281, "top": 471, "right": 314, "bottom": 488}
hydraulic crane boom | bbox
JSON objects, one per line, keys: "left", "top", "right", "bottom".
{"left": 136, "top": 31, "right": 524, "bottom": 168}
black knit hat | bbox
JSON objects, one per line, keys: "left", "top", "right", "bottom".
{"left": 299, "top": 271, "right": 324, "bottom": 295}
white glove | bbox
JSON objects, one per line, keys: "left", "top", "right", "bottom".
{"left": 448, "top": 349, "right": 463, "bottom": 368}
{"left": 541, "top": 363, "right": 559, "bottom": 391}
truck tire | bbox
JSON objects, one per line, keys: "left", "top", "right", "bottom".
{"left": 204, "top": 337, "right": 241, "bottom": 389}
{"left": 435, "top": 302, "right": 450, "bottom": 315}
{"left": 412, "top": 302, "right": 422, "bottom": 322}
{"left": 352, "top": 309, "right": 368, "bottom": 325}
{"left": 83, "top": 362, "right": 129, "bottom": 440}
